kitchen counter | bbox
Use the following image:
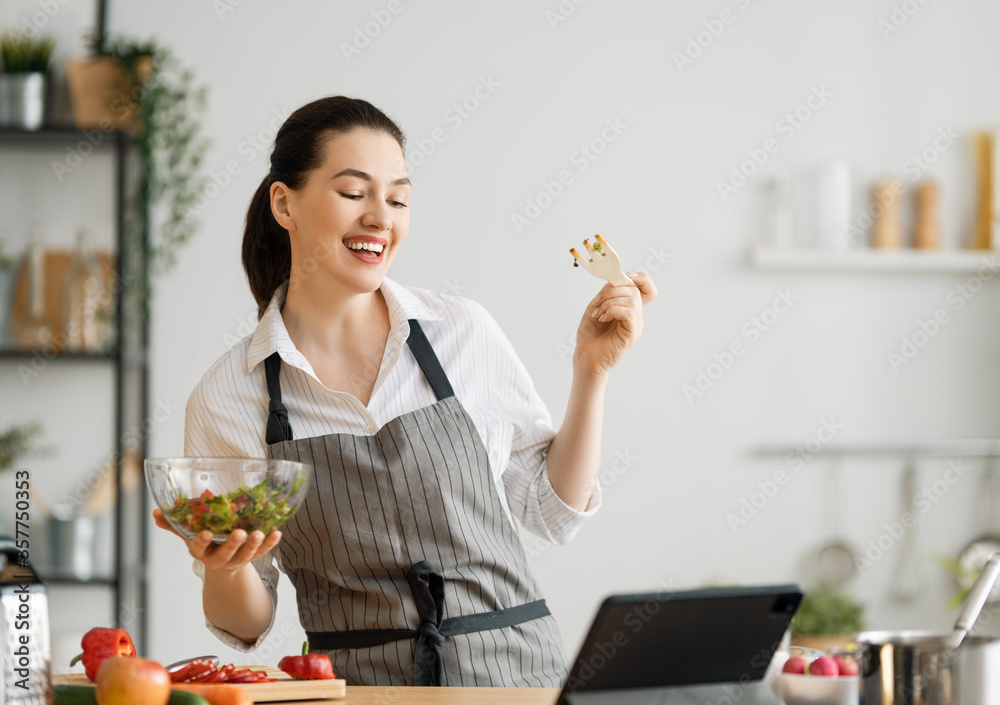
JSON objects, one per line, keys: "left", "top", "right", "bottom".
{"left": 51, "top": 672, "right": 560, "bottom": 705}
{"left": 315, "top": 687, "right": 559, "bottom": 704}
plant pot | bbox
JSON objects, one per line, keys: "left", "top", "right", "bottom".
{"left": 65, "top": 56, "right": 154, "bottom": 133}
{"left": 0, "top": 72, "right": 47, "bottom": 130}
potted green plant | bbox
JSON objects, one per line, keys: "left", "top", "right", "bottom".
{"left": 0, "top": 421, "right": 44, "bottom": 474}
{"left": 66, "top": 34, "right": 209, "bottom": 312}
{"left": 0, "top": 31, "right": 55, "bottom": 130}
{"left": 790, "top": 585, "right": 866, "bottom": 652}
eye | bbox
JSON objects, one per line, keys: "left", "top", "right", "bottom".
{"left": 339, "top": 193, "right": 362, "bottom": 200}
{"left": 389, "top": 200, "right": 408, "bottom": 208}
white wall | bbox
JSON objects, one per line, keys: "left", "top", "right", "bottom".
{"left": 7, "top": 0, "right": 1000, "bottom": 668}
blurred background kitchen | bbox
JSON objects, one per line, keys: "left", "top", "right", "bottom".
{"left": 2, "top": 0, "right": 1000, "bottom": 671}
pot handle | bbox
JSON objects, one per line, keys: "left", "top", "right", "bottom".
{"left": 948, "top": 551, "right": 1000, "bottom": 650}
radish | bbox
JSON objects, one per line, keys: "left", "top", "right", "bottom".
{"left": 782, "top": 656, "right": 807, "bottom": 675}
{"left": 834, "top": 655, "right": 860, "bottom": 677}
{"left": 806, "top": 656, "right": 839, "bottom": 677}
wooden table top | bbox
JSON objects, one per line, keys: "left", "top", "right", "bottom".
{"left": 328, "top": 687, "right": 560, "bottom": 704}
{"left": 52, "top": 673, "right": 561, "bottom": 705}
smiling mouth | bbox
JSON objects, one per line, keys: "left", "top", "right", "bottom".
{"left": 344, "top": 241, "right": 385, "bottom": 260}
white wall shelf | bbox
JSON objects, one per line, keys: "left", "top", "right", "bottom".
{"left": 749, "top": 248, "right": 1000, "bottom": 273}
{"left": 752, "top": 439, "right": 1000, "bottom": 459}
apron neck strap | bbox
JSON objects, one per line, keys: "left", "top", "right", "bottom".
{"left": 406, "top": 319, "right": 454, "bottom": 401}
{"left": 262, "top": 319, "right": 455, "bottom": 445}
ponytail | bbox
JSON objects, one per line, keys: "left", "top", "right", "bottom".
{"left": 242, "top": 176, "right": 290, "bottom": 318}
{"left": 241, "top": 96, "right": 406, "bottom": 318}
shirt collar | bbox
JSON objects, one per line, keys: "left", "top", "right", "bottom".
{"left": 245, "top": 277, "right": 441, "bottom": 374}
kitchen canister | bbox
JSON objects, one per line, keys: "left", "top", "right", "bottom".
{"left": 0, "top": 536, "right": 52, "bottom": 704}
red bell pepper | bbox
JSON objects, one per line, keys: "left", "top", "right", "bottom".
{"left": 69, "top": 627, "right": 137, "bottom": 680}
{"left": 278, "top": 642, "right": 335, "bottom": 680}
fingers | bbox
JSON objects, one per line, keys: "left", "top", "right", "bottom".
{"left": 188, "top": 530, "right": 216, "bottom": 561}
{"left": 255, "top": 530, "right": 282, "bottom": 560}
{"left": 195, "top": 529, "right": 282, "bottom": 571}
{"left": 229, "top": 530, "right": 268, "bottom": 564}
{"left": 152, "top": 508, "right": 183, "bottom": 538}
{"left": 199, "top": 530, "right": 249, "bottom": 568}
{"left": 596, "top": 304, "right": 642, "bottom": 335}
{"left": 626, "top": 271, "right": 658, "bottom": 305}
{"left": 591, "top": 287, "right": 642, "bottom": 323}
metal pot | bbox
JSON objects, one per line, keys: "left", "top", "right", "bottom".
{"left": 855, "top": 630, "right": 1000, "bottom": 705}
{"left": 0, "top": 72, "right": 47, "bottom": 130}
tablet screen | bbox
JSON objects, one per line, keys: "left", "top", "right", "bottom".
{"left": 561, "top": 585, "right": 802, "bottom": 693}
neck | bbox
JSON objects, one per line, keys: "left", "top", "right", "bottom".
{"left": 281, "top": 275, "right": 387, "bottom": 354}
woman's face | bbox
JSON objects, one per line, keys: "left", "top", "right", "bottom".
{"left": 276, "top": 128, "right": 410, "bottom": 295}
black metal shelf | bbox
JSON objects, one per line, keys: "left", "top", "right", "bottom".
{"left": 0, "top": 350, "right": 117, "bottom": 362}
{"left": 43, "top": 575, "right": 117, "bottom": 587}
{"left": 1, "top": 126, "right": 149, "bottom": 653}
{"left": 0, "top": 126, "right": 130, "bottom": 144}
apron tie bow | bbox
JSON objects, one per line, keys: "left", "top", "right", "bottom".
{"left": 407, "top": 561, "right": 446, "bottom": 686}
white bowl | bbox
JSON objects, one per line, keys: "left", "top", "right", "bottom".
{"left": 778, "top": 672, "right": 859, "bottom": 705}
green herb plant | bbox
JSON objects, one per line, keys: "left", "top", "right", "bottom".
{"left": 0, "top": 421, "right": 46, "bottom": 473}
{"left": 85, "top": 33, "right": 210, "bottom": 316}
{"left": 0, "top": 33, "right": 55, "bottom": 73}
{"left": 935, "top": 553, "right": 994, "bottom": 610}
{"left": 0, "top": 234, "right": 13, "bottom": 269}
{"left": 791, "top": 586, "right": 865, "bottom": 637}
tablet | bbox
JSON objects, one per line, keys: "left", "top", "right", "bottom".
{"left": 556, "top": 584, "right": 803, "bottom": 705}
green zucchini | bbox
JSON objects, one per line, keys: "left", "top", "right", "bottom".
{"left": 52, "top": 684, "right": 208, "bottom": 705}
{"left": 169, "top": 690, "right": 211, "bottom": 705}
{"left": 52, "top": 685, "right": 97, "bottom": 705}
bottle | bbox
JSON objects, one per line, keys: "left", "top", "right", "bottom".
{"left": 15, "top": 224, "right": 53, "bottom": 350}
{"left": 872, "top": 181, "right": 904, "bottom": 249}
{"left": 914, "top": 181, "right": 941, "bottom": 250}
{"left": 64, "top": 228, "right": 103, "bottom": 352}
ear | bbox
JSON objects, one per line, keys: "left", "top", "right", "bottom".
{"left": 270, "top": 181, "right": 295, "bottom": 232}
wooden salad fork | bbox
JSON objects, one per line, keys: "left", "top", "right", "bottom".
{"left": 570, "top": 234, "right": 635, "bottom": 287}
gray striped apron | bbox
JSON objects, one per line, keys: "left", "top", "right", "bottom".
{"left": 263, "top": 319, "right": 567, "bottom": 686}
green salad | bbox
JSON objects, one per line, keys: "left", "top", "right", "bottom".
{"left": 167, "top": 475, "right": 304, "bottom": 536}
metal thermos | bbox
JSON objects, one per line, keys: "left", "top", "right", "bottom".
{"left": 1, "top": 536, "right": 52, "bottom": 705}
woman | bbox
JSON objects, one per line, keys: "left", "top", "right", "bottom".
{"left": 154, "top": 96, "right": 656, "bottom": 687}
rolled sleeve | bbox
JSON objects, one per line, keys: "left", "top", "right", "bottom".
{"left": 191, "top": 553, "right": 280, "bottom": 652}
{"left": 504, "top": 438, "right": 602, "bottom": 544}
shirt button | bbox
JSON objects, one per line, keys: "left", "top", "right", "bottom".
{"left": 366, "top": 423, "right": 376, "bottom": 433}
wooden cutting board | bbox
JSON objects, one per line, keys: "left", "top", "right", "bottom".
{"left": 53, "top": 667, "right": 347, "bottom": 702}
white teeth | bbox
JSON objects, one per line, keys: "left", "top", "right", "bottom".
{"left": 345, "top": 241, "right": 384, "bottom": 254}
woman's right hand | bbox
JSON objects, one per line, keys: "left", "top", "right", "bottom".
{"left": 152, "top": 508, "right": 282, "bottom": 572}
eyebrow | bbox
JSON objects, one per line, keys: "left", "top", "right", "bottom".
{"left": 332, "top": 168, "right": 411, "bottom": 187}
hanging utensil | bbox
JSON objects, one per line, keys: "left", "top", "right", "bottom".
{"left": 890, "top": 459, "right": 927, "bottom": 601}
{"left": 803, "top": 458, "right": 858, "bottom": 588}
{"left": 956, "top": 458, "right": 1000, "bottom": 602}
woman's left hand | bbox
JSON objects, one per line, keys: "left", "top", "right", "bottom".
{"left": 574, "top": 271, "right": 657, "bottom": 378}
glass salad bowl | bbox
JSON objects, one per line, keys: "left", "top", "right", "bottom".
{"left": 145, "top": 457, "right": 312, "bottom": 543}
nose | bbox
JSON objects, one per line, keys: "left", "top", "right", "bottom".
{"left": 361, "top": 199, "right": 393, "bottom": 231}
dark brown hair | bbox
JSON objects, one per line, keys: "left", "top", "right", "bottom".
{"left": 242, "top": 96, "right": 406, "bottom": 317}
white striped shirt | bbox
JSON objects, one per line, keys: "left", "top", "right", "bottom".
{"left": 185, "top": 277, "right": 600, "bottom": 651}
